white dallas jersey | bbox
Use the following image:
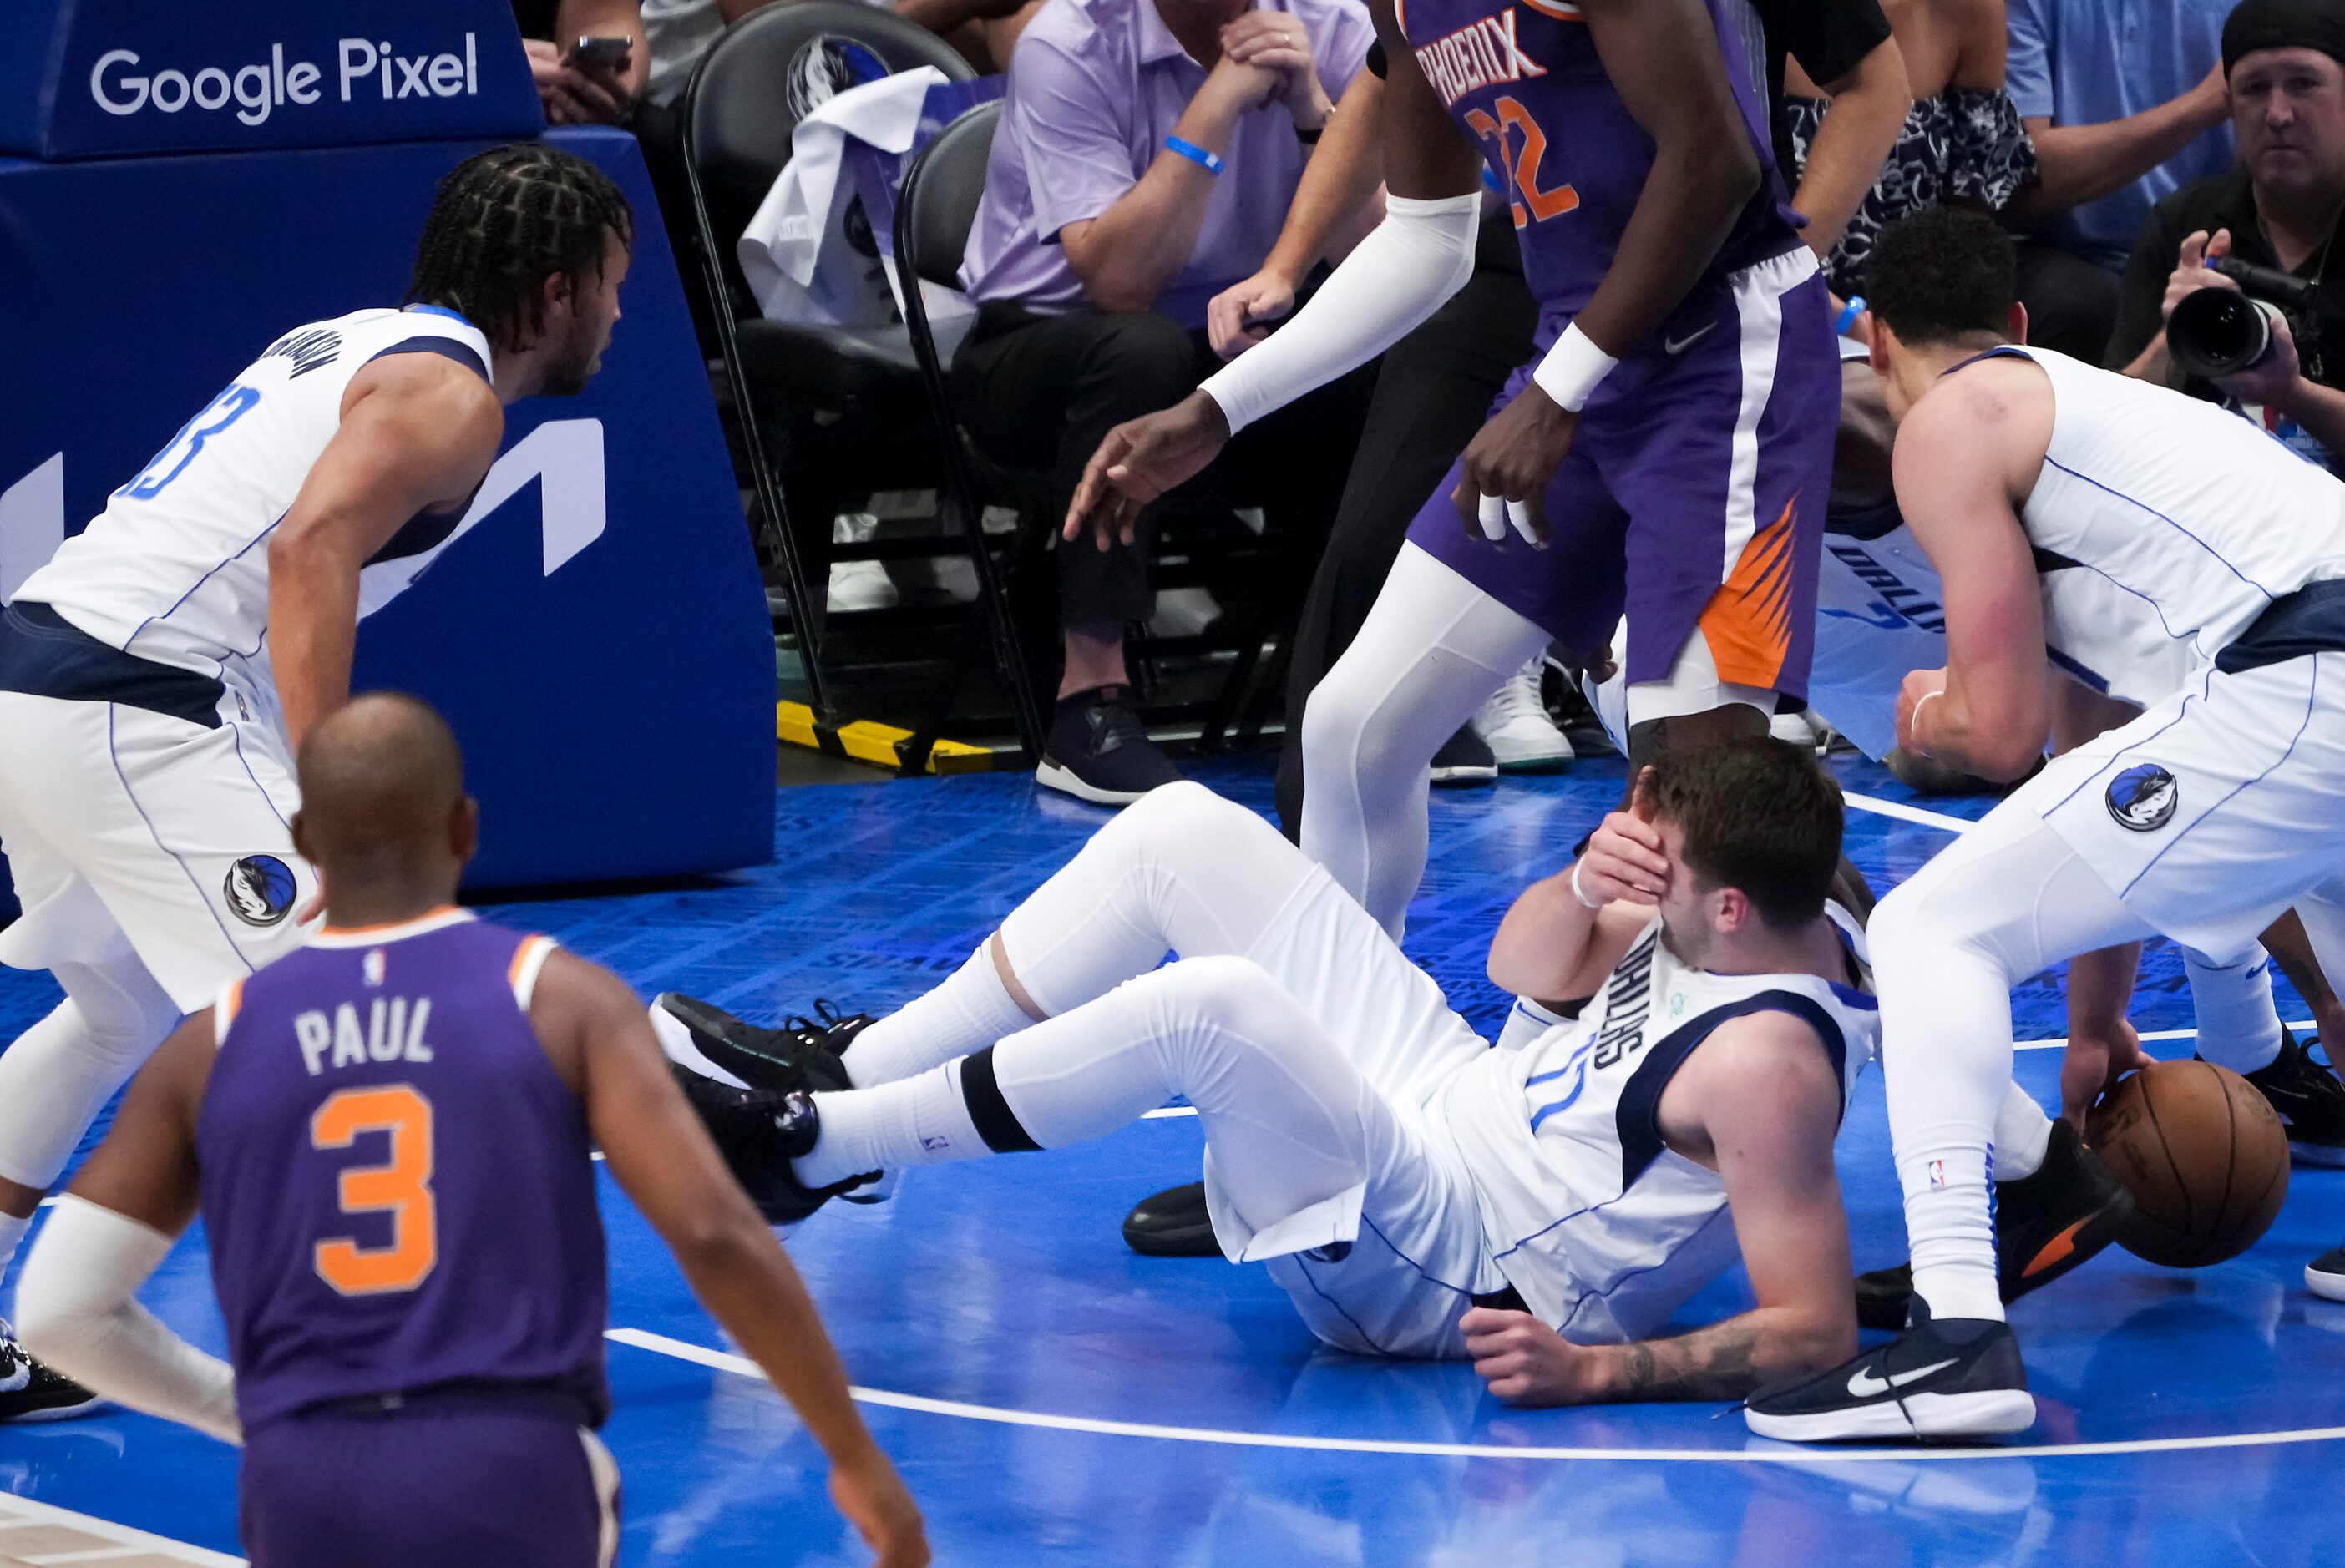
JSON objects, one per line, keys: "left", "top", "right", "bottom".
{"left": 1993, "top": 346, "right": 2345, "bottom": 691}
{"left": 1440, "top": 908, "right": 1878, "bottom": 1342}
{"left": 11, "top": 306, "right": 495, "bottom": 733}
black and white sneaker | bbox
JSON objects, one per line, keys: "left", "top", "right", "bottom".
{"left": 2311, "top": 1243, "right": 2345, "bottom": 1302}
{"left": 1428, "top": 726, "right": 1498, "bottom": 787}
{"left": 651, "top": 993, "right": 856, "bottom": 1098}
{"left": 1852, "top": 1119, "right": 2133, "bottom": 1331}
{"left": 668, "top": 1068, "right": 870, "bottom": 1226}
{"left": 1036, "top": 685, "right": 1183, "bottom": 806}
{"left": 2226, "top": 1029, "right": 2345, "bottom": 1167}
{"left": 0, "top": 1324, "right": 101, "bottom": 1423}
{"left": 1745, "top": 1313, "right": 2036, "bottom": 1443}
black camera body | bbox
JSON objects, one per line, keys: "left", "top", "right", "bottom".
{"left": 2166, "top": 255, "right": 2329, "bottom": 381}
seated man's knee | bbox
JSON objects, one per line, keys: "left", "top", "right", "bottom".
{"left": 1077, "top": 312, "right": 1199, "bottom": 414}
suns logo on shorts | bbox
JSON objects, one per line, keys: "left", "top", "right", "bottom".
{"left": 2105, "top": 764, "right": 2180, "bottom": 832}
{"left": 225, "top": 855, "right": 298, "bottom": 928}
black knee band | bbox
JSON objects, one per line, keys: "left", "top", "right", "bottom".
{"left": 958, "top": 1047, "right": 1042, "bottom": 1154}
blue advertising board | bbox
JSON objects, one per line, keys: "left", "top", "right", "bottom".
{"left": 0, "top": 127, "right": 777, "bottom": 905}
{"left": 0, "top": 0, "right": 543, "bottom": 160}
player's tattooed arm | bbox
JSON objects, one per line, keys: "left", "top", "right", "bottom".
{"left": 1461, "top": 1308, "right": 1774, "bottom": 1404}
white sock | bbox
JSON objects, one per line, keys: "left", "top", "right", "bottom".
{"left": 1993, "top": 1081, "right": 2054, "bottom": 1182}
{"left": 844, "top": 945, "right": 1033, "bottom": 1088}
{"left": 0, "top": 1210, "right": 30, "bottom": 1287}
{"left": 793, "top": 1065, "right": 986, "bottom": 1188}
{"left": 1900, "top": 1148, "right": 2004, "bottom": 1321}
{"left": 2185, "top": 946, "right": 2286, "bottom": 1074}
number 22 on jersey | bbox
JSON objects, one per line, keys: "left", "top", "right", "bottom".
{"left": 311, "top": 1085, "right": 438, "bottom": 1296}
{"left": 1466, "top": 97, "right": 1579, "bottom": 228}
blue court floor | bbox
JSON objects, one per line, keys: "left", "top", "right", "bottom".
{"left": 4, "top": 754, "right": 2342, "bottom": 1565}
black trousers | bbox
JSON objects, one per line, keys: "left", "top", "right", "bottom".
{"left": 1272, "top": 215, "right": 1539, "bottom": 835}
{"left": 2014, "top": 238, "right": 2124, "bottom": 368}
{"left": 954, "top": 303, "right": 1375, "bottom": 630}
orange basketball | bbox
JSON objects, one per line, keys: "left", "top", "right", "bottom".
{"left": 2088, "top": 1060, "right": 2290, "bottom": 1268}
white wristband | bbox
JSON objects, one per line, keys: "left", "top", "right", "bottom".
{"left": 1531, "top": 323, "right": 1620, "bottom": 413}
{"left": 1909, "top": 688, "right": 1944, "bottom": 755}
{"left": 1569, "top": 860, "right": 1608, "bottom": 911}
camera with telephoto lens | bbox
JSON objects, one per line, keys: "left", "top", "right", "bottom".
{"left": 2165, "top": 255, "right": 2332, "bottom": 380}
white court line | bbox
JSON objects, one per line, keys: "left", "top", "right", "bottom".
{"left": 0, "top": 1493, "right": 241, "bottom": 1565}
{"left": 605, "top": 1327, "right": 2345, "bottom": 1464}
{"left": 1841, "top": 791, "right": 1974, "bottom": 834}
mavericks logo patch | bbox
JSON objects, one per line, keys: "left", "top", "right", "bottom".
{"left": 225, "top": 855, "right": 298, "bottom": 927}
{"left": 2105, "top": 765, "right": 2180, "bottom": 832}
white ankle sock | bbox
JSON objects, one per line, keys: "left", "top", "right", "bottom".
{"left": 845, "top": 945, "right": 1034, "bottom": 1088}
{"left": 793, "top": 1065, "right": 986, "bottom": 1188}
{"left": 1902, "top": 1148, "right": 2006, "bottom": 1322}
{"left": 2185, "top": 947, "right": 2286, "bottom": 1074}
{"left": 1993, "top": 1082, "right": 2054, "bottom": 1182}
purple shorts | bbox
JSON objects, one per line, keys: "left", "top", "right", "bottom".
{"left": 241, "top": 1407, "right": 617, "bottom": 1568}
{"left": 1408, "top": 250, "right": 1838, "bottom": 697}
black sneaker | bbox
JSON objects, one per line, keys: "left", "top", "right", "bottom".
{"left": 1745, "top": 1313, "right": 2036, "bottom": 1443}
{"left": 651, "top": 993, "right": 854, "bottom": 1098}
{"left": 1852, "top": 1119, "right": 2134, "bottom": 1331}
{"left": 1428, "top": 726, "right": 1498, "bottom": 787}
{"left": 1036, "top": 685, "right": 1183, "bottom": 806}
{"left": 2311, "top": 1243, "right": 2345, "bottom": 1302}
{"left": 1122, "top": 1181, "right": 1218, "bottom": 1257}
{"left": 2226, "top": 1029, "right": 2345, "bottom": 1167}
{"left": 669, "top": 1068, "right": 869, "bottom": 1225}
{"left": 0, "top": 1325, "right": 101, "bottom": 1423}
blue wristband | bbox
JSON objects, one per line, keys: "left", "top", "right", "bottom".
{"left": 1834, "top": 295, "right": 1867, "bottom": 336}
{"left": 1165, "top": 136, "right": 1224, "bottom": 176}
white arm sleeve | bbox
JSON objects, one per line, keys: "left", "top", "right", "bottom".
{"left": 16, "top": 1196, "right": 241, "bottom": 1445}
{"left": 1198, "top": 191, "right": 1483, "bottom": 434}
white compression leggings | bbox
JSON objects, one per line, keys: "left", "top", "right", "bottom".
{"left": 0, "top": 938, "right": 181, "bottom": 1194}
{"left": 1300, "top": 544, "right": 1772, "bottom": 937}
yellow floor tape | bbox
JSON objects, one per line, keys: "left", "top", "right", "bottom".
{"left": 776, "top": 701, "right": 997, "bottom": 776}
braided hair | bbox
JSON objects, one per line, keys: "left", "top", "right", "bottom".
{"left": 405, "top": 144, "right": 634, "bottom": 352}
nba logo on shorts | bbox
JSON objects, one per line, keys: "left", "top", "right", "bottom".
{"left": 2105, "top": 764, "right": 2179, "bottom": 832}
{"left": 224, "top": 855, "right": 297, "bottom": 928}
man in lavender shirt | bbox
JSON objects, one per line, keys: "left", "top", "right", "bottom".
{"left": 955, "top": 0, "right": 1376, "bottom": 805}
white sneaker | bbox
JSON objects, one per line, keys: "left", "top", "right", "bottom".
{"left": 1769, "top": 707, "right": 1833, "bottom": 754}
{"left": 1471, "top": 658, "right": 1574, "bottom": 772}
{"left": 827, "top": 513, "right": 898, "bottom": 612}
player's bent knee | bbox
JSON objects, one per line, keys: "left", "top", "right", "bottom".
{"left": 1145, "top": 956, "right": 1305, "bottom": 1074}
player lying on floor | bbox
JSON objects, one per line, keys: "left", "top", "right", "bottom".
{"left": 657, "top": 745, "right": 1882, "bottom": 1406}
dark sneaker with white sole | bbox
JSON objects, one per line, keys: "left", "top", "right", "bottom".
{"left": 1745, "top": 1313, "right": 2035, "bottom": 1443}
{"left": 651, "top": 992, "right": 856, "bottom": 1098}
{"left": 1036, "top": 685, "right": 1183, "bottom": 806}
{"left": 1853, "top": 1119, "right": 2134, "bottom": 1331}
{"left": 0, "top": 1325, "right": 101, "bottom": 1423}
{"left": 1428, "top": 726, "right": 1498, "bottom": 786}
{"left": 668, "top": 1068, "right": 871, "bottom": 1226}
{"left": 2310, "top": 1243, "right": 2345, "bottom": 1302}
{"left": 2226, "top": 1029, "right": 2345, "bottom": 1166}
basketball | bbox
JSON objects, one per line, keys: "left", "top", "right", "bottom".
{"left": 2088, "top": 1060, "right": 2291, "bottom": 1268}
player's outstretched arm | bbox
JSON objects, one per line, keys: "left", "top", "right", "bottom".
{"left": 1462, "top": 1017, "right": 1855, "bottom": 1405}
{"left": 18, "top": 1017, "right": 243, "bottom": 1443}
{"left": 535, "top": 952, "right": 929, "bottom": 1568}
{"left": 1887, "top": 372, "right": 2054, "bottom": 781}
{"left": 268, "top": 355, "right": 504, "bottom": 756}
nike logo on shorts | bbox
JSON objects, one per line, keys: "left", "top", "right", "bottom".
{"left": 1664, "top": 323, "right": 1719, "bottom": 355}
{"left": 1847, "top": 1358, "right": 1958, "bottom": 1399}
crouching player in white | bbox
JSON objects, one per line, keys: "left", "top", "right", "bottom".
{"left": 0, "top": 144, "right": 633, "bottom": 1419}
{"left": 662, "top": 746, "right": 1879, "bottom": 1404}
{"left": 1745, "top": 206, "right": 2345, "bottom": 1444}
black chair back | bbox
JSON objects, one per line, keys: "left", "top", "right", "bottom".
{"left": 897, "top": 99, "right": 1002, "bottom": 296}
{"left": 683, "top": 2, "right": 973, "bottom": 281}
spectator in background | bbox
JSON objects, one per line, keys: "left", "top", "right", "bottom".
{"left": 954, "top": 0, "right": 1377, "bottom": 806}
{"left": 1784, "top": 0, "right": 2038, "bottom": 305}
{"left": 2109, "top": 0, "right": 2345, "bottom": 467}
{"left": 637, "top": 0, "right": 1047, "bottom": 103}
{"left": 512, "top": 0, "right": 652, "bottom": 123}
{"left": 1999, "top": 0, "right": 2236, "bottom": 362}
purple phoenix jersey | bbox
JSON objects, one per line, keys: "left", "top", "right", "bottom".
{"left": 1397, "top": 0, "right": 1799, "bottom": 317}
{"left": 197, "top": 909, "right": 610, "bottom": 1433}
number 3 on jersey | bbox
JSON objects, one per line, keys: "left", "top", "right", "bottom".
{"left": 311, "top": 1085, "right": 438, "bottom": 1296}
{"left": 120, "top": 382, "right": 261, "bottom": 500}
{"left": 1466, "top": 97, "right": 1579, "bottom": 228}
